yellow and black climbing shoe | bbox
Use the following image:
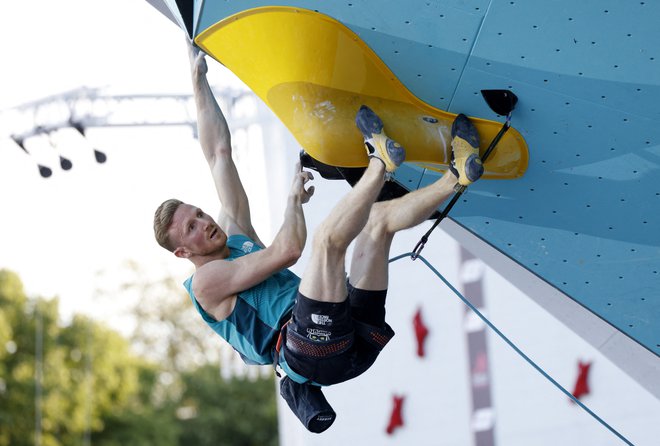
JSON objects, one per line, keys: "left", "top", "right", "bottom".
{"left": 355, "top": 105, "right": 406, "bottom": 173}
{"left": 449, "top": 113, "right": 483, "bottom": 186}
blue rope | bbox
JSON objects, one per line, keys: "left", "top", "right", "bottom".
{"left": 389, "top": 252, "right": 634, "bottom": 446}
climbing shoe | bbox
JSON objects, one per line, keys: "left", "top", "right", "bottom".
{"left": 449, "top": 113, "right": 483, "bottom": 186}
{"left": 355, "top": 105, "right": 405, "bottom": 173}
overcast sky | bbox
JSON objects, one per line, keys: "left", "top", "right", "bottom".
{"left": 0, "top": 0, "right": 245, "bottom": 322}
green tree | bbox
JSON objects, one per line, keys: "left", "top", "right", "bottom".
{"left": 0, "top": 268, "right": 279, "bottom": 446}
{"left": 0, "top": 269, "right": 28, "bottom": 446}
{"left": 178, "top": 364, "right": 278, "bottom": 446}
{"left": 91, "top": 360, "right": 179, "bottom": 446}
{"left": 96, "top": 261, "right": 220, "bottom": 375}
{"left": 101, "top": 262, "right": 280, "bottom": 445}
{"left": 0, "top": 269, "right": 179, "bottom": 445}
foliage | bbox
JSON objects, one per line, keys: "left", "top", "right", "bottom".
{"left": 178, "top": 365, "right": 278, "bottom": 446}
{"left": 91, "top": 361, "right": 180, "bottom": 446}
{"left": 97, "top": 260, "right": 221, "bottom": 374}
{"left": 0, "top": 269, "right": 279, "bottom": 446}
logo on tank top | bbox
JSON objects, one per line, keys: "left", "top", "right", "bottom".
{"left": 241, "top": 241, "right": 254, "bottom": 253}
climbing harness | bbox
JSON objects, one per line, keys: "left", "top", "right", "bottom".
{"left": 389, "top": 252, "right": 635, "bottom": 446}
{"left": 273, "top": 319, "right": 291, "bottom": 377}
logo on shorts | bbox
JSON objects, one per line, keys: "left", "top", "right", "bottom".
{"left": 306, "top": 328, "right": 331, "bottom": 342}
{"left": 311, "top": 314, "right": 333, "bottom": 326}
{"left": 241, "top": 241, "right": 254, "bottom": 253}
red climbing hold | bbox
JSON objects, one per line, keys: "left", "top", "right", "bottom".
{"left": 386, "top": 395, "right": 405, "bottom": 435}
{"left": 413, "top": 307, "right": 429, "bottom": 357}
{"left": 571, "top": 360, "right": 592, "bottom": 401}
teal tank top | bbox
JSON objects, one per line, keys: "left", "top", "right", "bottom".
{"left": 184, "top": 234, "right": 308, "bottom": 383}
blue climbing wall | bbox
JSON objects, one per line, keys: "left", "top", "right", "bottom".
{"left": 410, "top": 1, "right": 660, "bottom": 358}
{"left": 166, "top": 0, "right": 660, "bottom": 356}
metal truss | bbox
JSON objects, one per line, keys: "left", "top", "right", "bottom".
{"left": 1, "top": 86, "right": 254, "bottom": 177}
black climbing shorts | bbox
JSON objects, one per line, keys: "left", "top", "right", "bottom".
{"left": 281, "top": 283, "right": 395, "bottom": 386}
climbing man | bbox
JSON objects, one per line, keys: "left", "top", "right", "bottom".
{"left": 153, "top": 44, "right": 483, "bottom": 433}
